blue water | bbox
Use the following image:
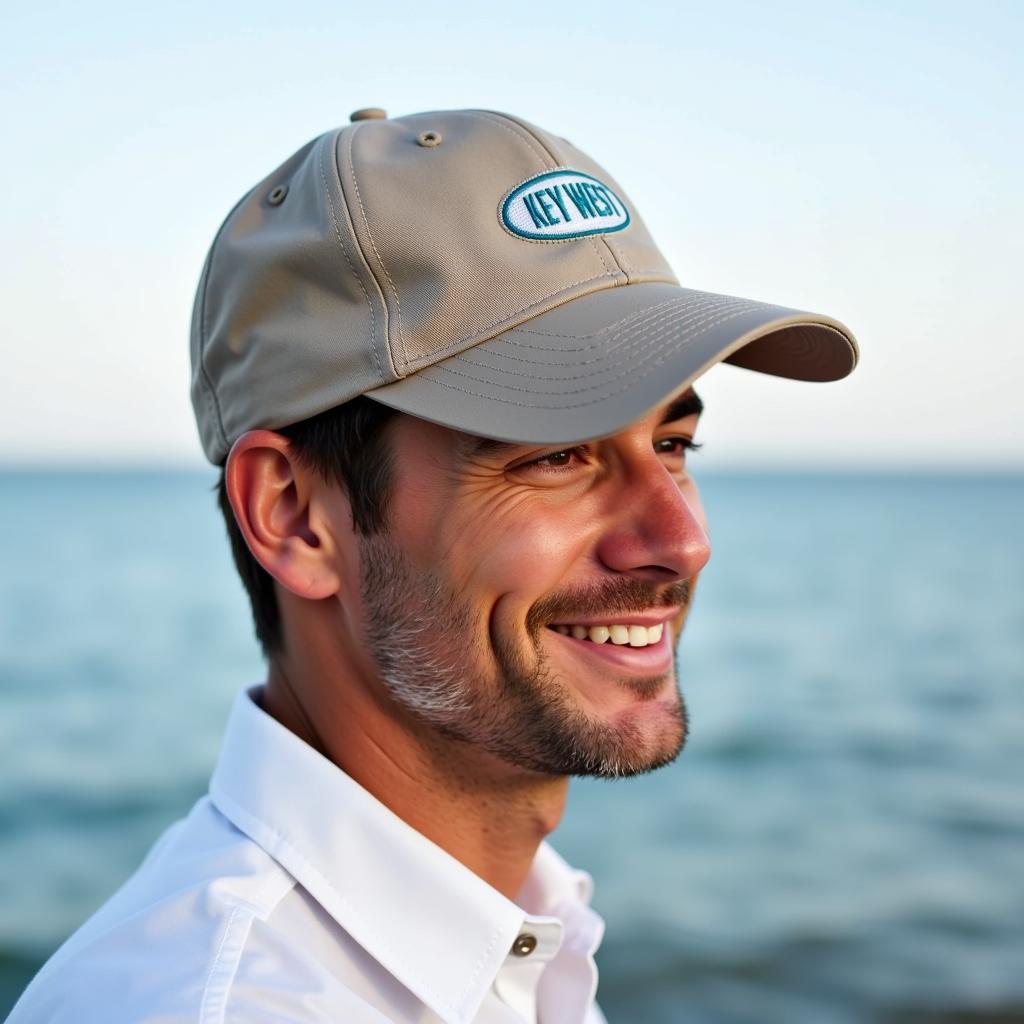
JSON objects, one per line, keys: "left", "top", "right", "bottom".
{"left": 2, "top": 470, "right": 1022, "bottom": 1023}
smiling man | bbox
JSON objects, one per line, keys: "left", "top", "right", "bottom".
{"left": 9, "top": 108, "right": 857, "bottom": 1024}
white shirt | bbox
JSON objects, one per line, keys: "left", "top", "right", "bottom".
{"left": 10, "top": 685, "right": 607, "bottom": 1024}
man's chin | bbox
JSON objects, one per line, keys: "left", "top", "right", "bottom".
{"left": 536, "top": 682, "right": 689, "bottom": 780}
{"left": 539, "top": 627, "right": 678, "bottom": 713}
{"left": 569, "top": 709, "right": 688, "bottom": 779}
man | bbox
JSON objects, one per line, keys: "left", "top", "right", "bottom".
{"left": 10, "top": 107, "right": 857, "bottom": 1023}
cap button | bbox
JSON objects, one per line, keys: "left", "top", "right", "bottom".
{"left": 350, "top": 107, "right": 387, "bottom": 122}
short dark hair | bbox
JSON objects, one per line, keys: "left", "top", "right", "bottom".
{"left": 216, "top": 396, "right": 400, "bottom": 657}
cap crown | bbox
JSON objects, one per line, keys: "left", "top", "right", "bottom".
{"left": 191, "top": 109, "right": 676, "bottom": 463}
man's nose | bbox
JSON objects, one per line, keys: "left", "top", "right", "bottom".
{"left": 595, "top": 463, "right": 711, "bottom": 584}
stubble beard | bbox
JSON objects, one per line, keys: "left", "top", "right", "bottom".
{"left": 357, "top": 532, "right": 691, "bottom": 779}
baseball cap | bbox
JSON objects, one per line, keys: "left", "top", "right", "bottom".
{"left": 190, "top": 107, "right": 858, "bottom": 464}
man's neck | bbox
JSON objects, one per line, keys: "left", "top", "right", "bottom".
{"left": 262, "top": 658, "right": 569, "bottom": 902}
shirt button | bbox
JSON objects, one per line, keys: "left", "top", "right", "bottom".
{"left": 511, "top": 933, "right": 538, "bottom": 957}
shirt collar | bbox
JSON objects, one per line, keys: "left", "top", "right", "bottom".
{"left": 208, "top": 685, "right": 594, "bottom": 1024}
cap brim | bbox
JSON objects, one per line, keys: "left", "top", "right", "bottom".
{"left": 366, "top": 282, "right": 858, "bottom": 444}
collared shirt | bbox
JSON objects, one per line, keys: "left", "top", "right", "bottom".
{"left": 10, "top": 685, "right": 607, "bottom": 1024}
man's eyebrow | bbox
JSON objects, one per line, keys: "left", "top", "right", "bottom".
{"left": 660, "top": 389, "right": 704, "bottom": 424}
{"left": 459, "top": 390, "right": 704, "bottom": 462}
{"left": 458, "top": 435, "right": 523, "bottom": 461}
{"left": 462, "top": 438, "right": 528, "bottom": 462}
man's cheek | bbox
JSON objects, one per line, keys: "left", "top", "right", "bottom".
{"left": 493, "top": 526, "right": 585, "bottom": 596}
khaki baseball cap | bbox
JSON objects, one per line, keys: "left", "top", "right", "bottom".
{"left": 190, "top": 107, "right": 858, "bottom": 464}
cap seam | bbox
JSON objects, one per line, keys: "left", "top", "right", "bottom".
{"left": 345, "top": 123, "right": 410, "bottom": 370}
{"left": 602, "top": 235, "right": 633, "bottom": 278}
{"left": 482, "top": 110, "right": 623, "bottom": 275}
{"left": 446, "top": 303, "right": 762, "bottom": 385}
{"left": 320, "top": 132, "right": 386, "bottom": 383}
{"left": 199, "top": 189, "right": 253, "bottom": 460}
{"left": 467, "top": 110, "right": 552, "bottom": 165}
{"left": 418, "top": 305, "right": 775, "bottom": 402}
{"left": 400, "top": 269, "right": 620, "bottom": 374}
{"left": 452, "top": 301, "right": 761, "bottom": 371}
{"left": 469, "top": 110, "right": 614, "bottom": 275}
{"left": 455, "top": 328, "right": 673, "bottom": 376}
{"left": 504, "top": 294, "right": 754, "bottom": 346}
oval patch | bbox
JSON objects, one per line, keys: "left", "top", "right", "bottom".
{"left": 500, "top": 170, "right": 631, "bottom": 241}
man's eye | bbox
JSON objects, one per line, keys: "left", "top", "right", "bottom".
{"left": 531, "top": 448, "right": 580, "bottom": 469}
{"left": 522, "top": 438, "right": 701, "bottom": 473}
{"left": 655, "top": 437, "right": 702, "bottom": 457}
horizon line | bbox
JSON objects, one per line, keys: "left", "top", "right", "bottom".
{"left": 2, "top": 460, "right": 1021, "bottom": 478}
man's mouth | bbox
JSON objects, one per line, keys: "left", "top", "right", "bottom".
{"left": 548, "top": 622, "right": 665, "bottom": 648}
{"left": 542, "top": 611, "right": 677, "bottom": 679}
{"left": 526, "top": 589, "right": 687, "bottom": 685}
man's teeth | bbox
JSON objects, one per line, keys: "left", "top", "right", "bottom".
{"left": 552, "top": 623, "right": 665, "bottom": 647}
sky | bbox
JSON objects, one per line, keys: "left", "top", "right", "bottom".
{"left": 2, "top": 0, "right": 1021, "bottom": 469}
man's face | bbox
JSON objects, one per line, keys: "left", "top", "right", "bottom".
{"left": 353, "top": 391, "right": 710, "bottom": 779}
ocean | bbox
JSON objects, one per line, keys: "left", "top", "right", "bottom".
{"left": 1, "top": 469, "right": 1021, "bottom": 1023}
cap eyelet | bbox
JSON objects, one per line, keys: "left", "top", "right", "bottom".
{"left": 267, "top": 185, "right": 289, "bottom": 206}
{"left": 416, "top": 130, "right": 442, "bottom": 148}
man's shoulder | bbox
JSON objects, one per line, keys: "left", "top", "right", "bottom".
{"left": 6, "top": 795, "right": 305, "bottom": 1023}
{"left": 65, "top": 793, "right": 298, "bottom": 946}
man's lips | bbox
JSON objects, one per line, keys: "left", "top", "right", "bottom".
{"left": 546, "top": 607, "right": 681, "bottom": 628}
{"left": 544, "top": 619, "right": 675, "bottom": 674}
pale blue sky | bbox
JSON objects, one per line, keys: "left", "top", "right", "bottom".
{"left": 2, "top": 0, "right": 1021, "bottom": 467}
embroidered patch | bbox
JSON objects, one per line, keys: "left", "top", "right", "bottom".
{"left": 500, "top": 170, "right": 631, "bottom": 241}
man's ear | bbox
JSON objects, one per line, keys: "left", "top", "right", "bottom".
{"left": 225, "top": 430, "right": 344, "bottom": 600}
